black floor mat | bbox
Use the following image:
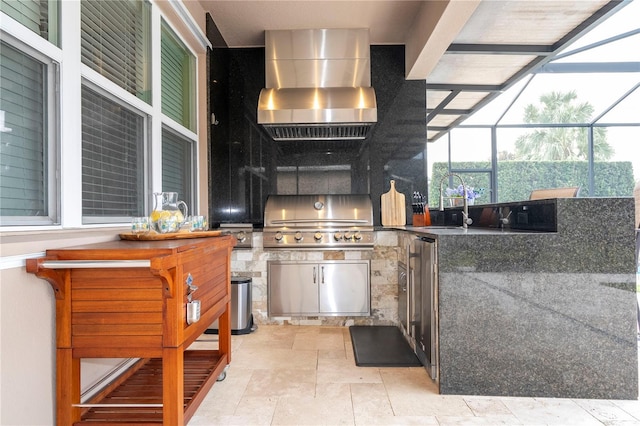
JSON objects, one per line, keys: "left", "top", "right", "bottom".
{"left": 349, "top": 325, "right": 422, "bottom": 367}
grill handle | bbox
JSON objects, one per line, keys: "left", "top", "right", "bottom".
{"left": 269, "top": 219, "right": 369, "bottom": 225}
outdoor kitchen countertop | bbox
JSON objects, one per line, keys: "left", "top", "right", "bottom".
{"left": 378, "top": 225, "right": 551, "bottom": 235}
{"left": 409, "top": 198, "right": 638, "bottom": 400}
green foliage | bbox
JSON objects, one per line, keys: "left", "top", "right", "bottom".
{"left": 514, "top": 91, "right": 612, "bottom": 161}
{"left": 430, "top": 161, "right": 635, "bottom": 204}
{"left": 593, "top": 162, "right": 636, "bottom": 197}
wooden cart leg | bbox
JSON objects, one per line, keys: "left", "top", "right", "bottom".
{"left": 57, "top": 348, "right": 80, "bottom": 426}
{"left": 217, "top": 300, "right": 232, "bottom": 363}
{"left": 163, "top": 347, "right": 184, "bottom": 425}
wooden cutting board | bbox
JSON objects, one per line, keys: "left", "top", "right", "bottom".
{"left": 381, "top": 180, "right": 406, "bottom": 226}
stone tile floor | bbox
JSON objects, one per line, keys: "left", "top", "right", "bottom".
{"left": 188, "top": 325, "right": 640, "bottom": 426}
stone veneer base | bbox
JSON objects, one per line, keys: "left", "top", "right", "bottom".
{"left": 230, "top": 229, "right": 400, "bottom": 327}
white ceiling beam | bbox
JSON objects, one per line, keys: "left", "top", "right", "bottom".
{"left": 405, "top": 0, "right": 481, "bottom": 80}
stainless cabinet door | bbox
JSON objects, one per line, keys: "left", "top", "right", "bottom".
{"left": 268, "top": 263, "right": 318, "bottom": 315}
{"left": 318, "top": 262, "right": 370, "bottom": 315}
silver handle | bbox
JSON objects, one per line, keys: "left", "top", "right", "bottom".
{"left": 321, "top": 266, "right": 325, "bottom": 284}
{"left": 270, "top": 219, "right": 369, "bottom": 224}
{"left": 40, "top": 260, "right": 151, "bottom": 269}
{"left": 313, "top": 266, "right": 317, "bottom": 283}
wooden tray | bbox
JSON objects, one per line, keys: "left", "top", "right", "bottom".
{"left": 119, "top": 230, "right": 223, "bottom": 240}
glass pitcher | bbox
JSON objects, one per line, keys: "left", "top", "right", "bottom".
{"left": 149, "top": 192, "right": 188, "bottom": 233}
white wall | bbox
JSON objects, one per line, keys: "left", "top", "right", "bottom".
{"left": 1, "top": 267, "right": 56, "bottom": 425}
{"left": 0, "top": 229, "right": 124, "bottom": 425}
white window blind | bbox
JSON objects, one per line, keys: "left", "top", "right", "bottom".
{"left": 161, "top": 20, "right": 195, "bottom": 130}
{"left": 81, "top": 0, "right": 151, "bottom": 103}
{"left": 0, "top": 40, "right": 49, "bottom": 223}
{"left": 162, "top": 127, "right": 193, "bottom": 209}
{"left": 82, "top": 86, "right": 145, "bottom": 222}
{"left": 0, "top": 0, "right": 58, "bottom": 45}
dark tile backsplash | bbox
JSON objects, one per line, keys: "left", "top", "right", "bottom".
{"left": 432, "top": 200, "right": 557, "bottom": 232}
{"left": 207, "top": 41, "right": 427, "bottom": 227}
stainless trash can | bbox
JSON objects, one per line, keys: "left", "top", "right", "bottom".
{"left": 207, "top": 276, "right": 254, "bottom": 335}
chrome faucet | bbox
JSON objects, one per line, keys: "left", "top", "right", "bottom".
{"left": 499, "top": 209, "right": 512, "bottom": 229}
{"left": 438, "top": 173, "right": 472, "bottom": 229}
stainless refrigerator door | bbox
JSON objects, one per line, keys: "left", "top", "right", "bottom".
{"left": 409, "top": 238, "right": 423, "bottom": 346}
{"left": 398, "top": 262, "right": 408, "bottom": 335}
{"left": 419, "top": 237, "right": 438, "bottom": 381}
{"left": 410, "top": 236, "right": 438, "bottom": 381}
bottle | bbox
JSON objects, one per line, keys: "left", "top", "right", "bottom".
{"left": 424, "top": 204, "right": 431, "bottom": 226}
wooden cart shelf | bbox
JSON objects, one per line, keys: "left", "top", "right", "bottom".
{"left": 27, "top": 236, "right": 236, "bottom": 425}
{"left": 78, "top": 350, "right": 224, "bottom": 425}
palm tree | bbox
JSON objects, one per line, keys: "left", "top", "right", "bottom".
{"left": 514, "top": 91, "right": 612, "bottom": 160}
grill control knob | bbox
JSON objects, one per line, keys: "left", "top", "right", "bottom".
{"left": 344, "top": 231, "right": 353, "bottom": 240}
{"left": 274, "top": 231, "right": 283, "bottom": 241}
{"left": 314, "top": 232, "right": 323, "bottom": 241}
{"left": 333, "top": 232, "right": 343, "bottom": 241}
{"left": 353, "top": 231, "right": 362, "bottom": 241}
{"left": 236, "top": 231, "right": 246, "bottom": 242}
{"left": 294, "top": 231, "right": 303, "bottom": 241}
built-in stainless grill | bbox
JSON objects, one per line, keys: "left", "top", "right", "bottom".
{"left": 219, "top": 223, "right": 253, "bottom": 249}
{"left": 263, "top": 194, "right": 374, "bottom": 249}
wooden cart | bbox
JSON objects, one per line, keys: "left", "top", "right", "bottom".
{"left": 27, "top": 235, "right": 236, "bottom": 425}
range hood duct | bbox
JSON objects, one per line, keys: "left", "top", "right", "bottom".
{"left": 258, "top": 29, "right": 377, "bottom": 141}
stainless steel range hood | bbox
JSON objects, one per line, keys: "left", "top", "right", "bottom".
{"left": 257, "top": 29, "right": 377, "bottom": 141}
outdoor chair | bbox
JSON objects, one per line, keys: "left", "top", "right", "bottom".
{"left": 529, "top": 187, "right": 580, "bottom": 200}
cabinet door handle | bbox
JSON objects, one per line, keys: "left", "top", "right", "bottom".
{"left": 321, "top": 266, "right": 325, "bottom": 284}
{"left": 313, "top": 266, "right": 317, "bottom": 283}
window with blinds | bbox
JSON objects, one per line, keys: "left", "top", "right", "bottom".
{"left": 161, "top": 20, "right": 195, "bottom": 130}
{"left": 82, "top": 86, "right": 146, "bottom": 222}
{"left": 0, "top": 0, "right": 59, "bottom": 45}
{"left": 0, "top": 40, "right": 55, "bottom": 225}
{"left": 162, "top": 127, "right": 194, "bottom": 210}
{"left": 81, "top": 0, "right": 151, "bottom": 103}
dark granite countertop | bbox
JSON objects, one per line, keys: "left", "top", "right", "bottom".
{"left": 382, "top": 225, "right": 551, "bottom": 236}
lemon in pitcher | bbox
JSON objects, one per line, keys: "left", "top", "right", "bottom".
{"left": 149, "top": 192, "right": 189, "bottom": 233}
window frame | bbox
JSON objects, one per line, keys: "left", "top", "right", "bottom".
{"left": 0, "top": 33, "right": 60, "bottom": 226}
{"left": 80, "top": 0, "right": 152, "bottom": 104}
{"left": 0, "top": 0, "right": 60, "bottom": 46}
{"left": 80, "top": 80, "right": 151, "bottom": 224}
{"left": 0, "top": 0, "right": 206, "bottom": 230}
{"left": 161, "top": 125, "right": 196, "bottom": 211}
{"left": 161, "top": 18, "right": 196, "bottom": 131}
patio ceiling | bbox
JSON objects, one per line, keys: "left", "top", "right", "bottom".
{"left": 426, "top": 0, "right": 630, "bottom": 142}
{"left": 198, "top": 0, "right": 632, "bottom": 146}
